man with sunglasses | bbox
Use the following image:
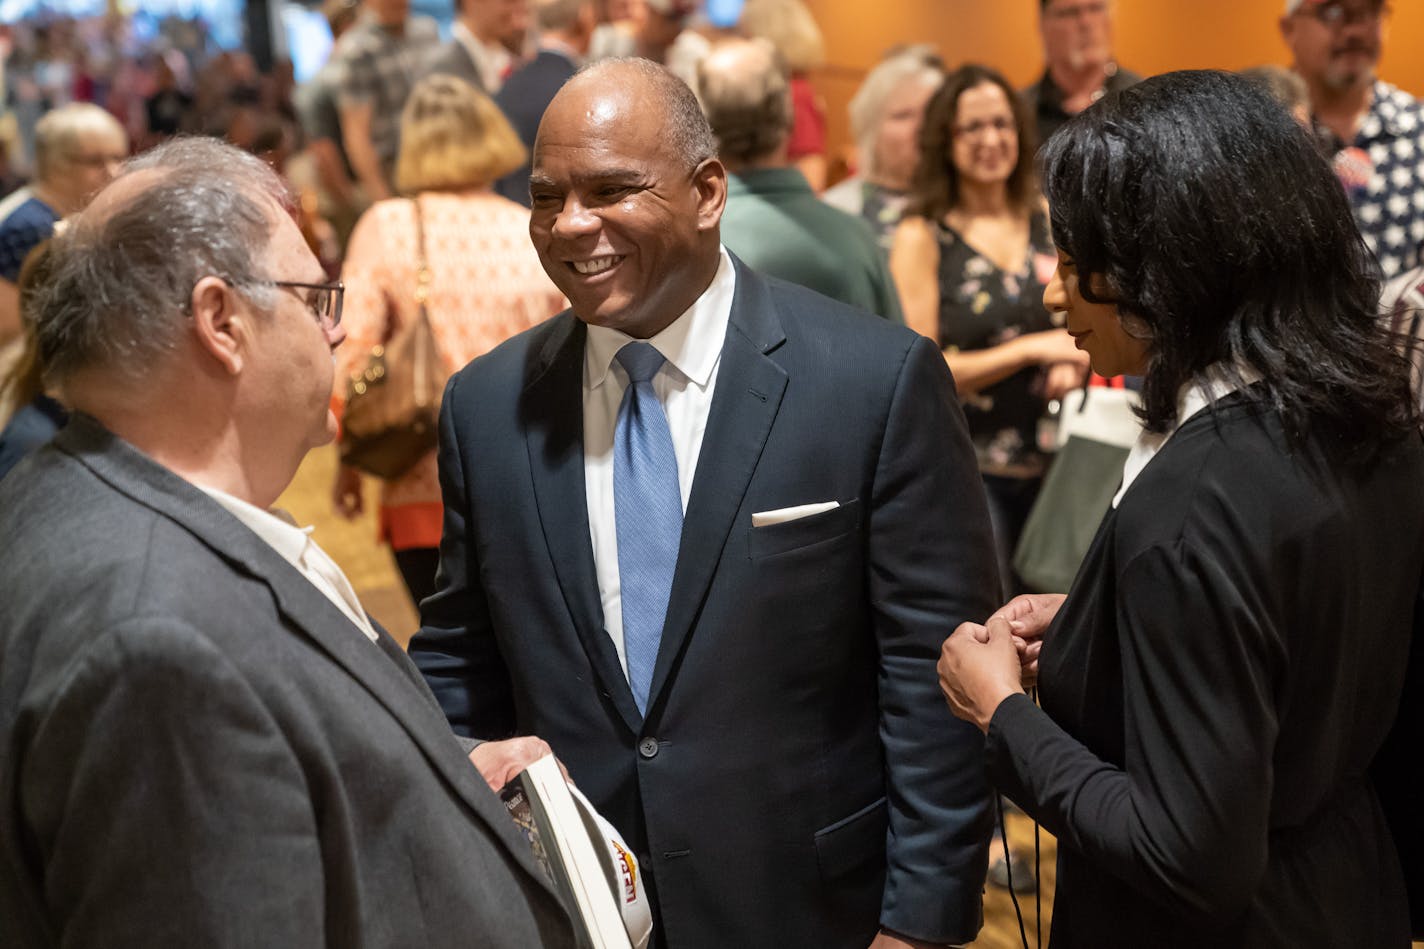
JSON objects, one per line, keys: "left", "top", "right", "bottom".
{"left": 0, "top": 137, "right": 576, "bottom": 948}
{"left": 1282, "top": 0, "right": 1424, "bottom": 279}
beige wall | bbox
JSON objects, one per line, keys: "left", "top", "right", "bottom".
{"left": 805, "top": 0, "right": 1424, "bottom": 172}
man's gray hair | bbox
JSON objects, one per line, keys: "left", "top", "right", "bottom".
{"left": 574, "top": 57, "right": 717, "bottom": 170}
{"left": 849, "top": 46, "right": 942, "bottom": 180}
{"left": 695, "top": 38, "right": 791, "bottom": 166}
{"left": 35, "top": 137, "right": 292, "bottom": 387}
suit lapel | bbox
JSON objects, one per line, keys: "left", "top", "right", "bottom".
{"left": 523, "top": 317, "right": 643, "bottom": 734}
{"left": 645, "top": 261, "right": 788, "bottom": 715}
{"left": 58, "top": 418, "right": 559, "bottom": 897}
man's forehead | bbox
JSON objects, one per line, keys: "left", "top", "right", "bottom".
{"left": 543, "top": 80, "right": 642, "bottom": 137}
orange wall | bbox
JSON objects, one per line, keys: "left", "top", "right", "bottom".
{"left": 805, "top": 0, "right": 1424, "bottom": 170}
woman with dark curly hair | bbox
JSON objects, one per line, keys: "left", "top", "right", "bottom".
{"left": 890, "top": 63, "right": 1086, "bottom": 598}
{"left": 939, "top": 69, "right": 1423, "bottom": 947}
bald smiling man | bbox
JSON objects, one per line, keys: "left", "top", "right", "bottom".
{"left": 411, "top": 58, "right": 999, "bottom": 949}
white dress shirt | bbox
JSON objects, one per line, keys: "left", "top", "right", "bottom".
{"left": 584, "top": 247, "right": 737, "bottom": 675}
{"left": 1114, "top": 364, "right": 1263, "bottom": 508}
{"left": 200, "top": 485, "right": 379, "bottom": 643}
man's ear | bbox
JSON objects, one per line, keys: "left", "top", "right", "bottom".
{"left": 693, "top": 156, "right": 728, "bottom": 233}
{"left": 189, "top": 276, "right": 248, "bottom": 375}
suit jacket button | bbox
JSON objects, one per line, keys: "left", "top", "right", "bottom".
{"left": 638, "top": 737, "right": 659, "bottom": 759}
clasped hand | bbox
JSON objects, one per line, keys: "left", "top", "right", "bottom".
{"left": 938, "top": 593, "right": 1064, "bottom": 734}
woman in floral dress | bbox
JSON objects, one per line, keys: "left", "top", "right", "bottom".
{"left": 890, "top": 63, "right": 1086, "bottom": 598}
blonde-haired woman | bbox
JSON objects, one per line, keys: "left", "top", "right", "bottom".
{"left": 334, "top": 75, "right": 566, "bottom": 606}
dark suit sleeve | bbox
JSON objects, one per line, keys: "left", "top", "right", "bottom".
{"left": 985, "top": 540, "right": 1282, "bottom": 923}
{"left": 19, "top": 618, "right": 324, "bottom": 945}
{"left": 870, "top": 334, "right": 999, "bottom": 943}
{"left": 408, "top": 372, "right": 517, "bottom": 739}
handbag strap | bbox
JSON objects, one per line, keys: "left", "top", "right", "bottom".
{"left": 412, "top": 197, "right": 431, "bottom": 321}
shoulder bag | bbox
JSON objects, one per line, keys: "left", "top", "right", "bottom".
{"left": 339, "top": 198, "right": 444, "bottom": 480}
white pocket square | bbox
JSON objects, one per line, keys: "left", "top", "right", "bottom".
{"left": 751, "top": 501, "right": 839, "bottom": 527}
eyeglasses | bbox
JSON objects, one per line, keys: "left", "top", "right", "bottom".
{"left": 66, "top": 151, "right": 127, "bottom": 167}
{"left": 270, "top": 279, "right": 345, "bottom": 328}
{"left": 954, "top": 116, "right": 1016, "bottom": 140}
{"left": 221, "top": 276, "right": 344, "bottom": 328}
{"left": 1299, "top": 1, "right": 1388, "bottom": 27}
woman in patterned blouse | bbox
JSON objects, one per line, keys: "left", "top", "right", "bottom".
{"left": 334, "top": 75, "right": 566, "bottom": 606}
{"left": 889, "top": 63, "right": 1087, "bottom": 599}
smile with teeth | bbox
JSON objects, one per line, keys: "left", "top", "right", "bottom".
{"left": 570, "top": 255, "right": 624, "bottom": 276}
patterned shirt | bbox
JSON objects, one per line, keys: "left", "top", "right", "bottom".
{"left": 936, "top": 212, "right": 1060, "bottom": 477}
{"left": 1321, "top": 81, "right": 1424, "bottom": 281}
{"left": 821, "top": 178, "right": 911, "bottom": 257}
{"left": 331, "top": 14, "right": 442, "bottom": 173}
{"left": 1383, "top": 263, "right": 1424, "bottom": 410}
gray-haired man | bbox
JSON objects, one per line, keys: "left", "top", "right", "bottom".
{"left": 0, "top": 137, "right": 574, "bottom": 948}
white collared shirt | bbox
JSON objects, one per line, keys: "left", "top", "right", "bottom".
{"left": 200, "top": 485, "right": 380, "bottom": 643}
{"left": 583, "top": 247, "right": 737, "bottom": 675}
{"left": 1113, "top": 364, "right": 1263, "bottom": 508}
{"left": 451, "top": 21, "right": 513, "bottom": 94}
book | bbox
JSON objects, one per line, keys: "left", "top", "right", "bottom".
{"left": 500, "top": 754, "right": 648, "bottom": 949}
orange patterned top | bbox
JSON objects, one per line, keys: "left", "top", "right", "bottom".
{"left": 338, "top": 190, "right": 566, "bottom": 549}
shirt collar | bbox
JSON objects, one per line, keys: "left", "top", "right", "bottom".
{"left": 727, "top": 167, "right": 813, "bottom": 199}
{"left": 451, "top": 21, "right": 512, "bottom": 87}
{"left": 584, "top": 246, "right": 737, "bottom": 392}
{"left": 1113, "top": 363, "right": 1263, "bottom": 508}
{"left": 198, "top": 483, "right": 314, "bottom": 568}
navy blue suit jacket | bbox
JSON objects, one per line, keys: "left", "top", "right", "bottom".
{"left": 411, "top": 258, "right": 998, "bottom": 947}
{"left": 493, "top": 49, "right": 577, "bottom": 207}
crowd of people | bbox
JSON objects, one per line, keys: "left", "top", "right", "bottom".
{"left": 1, "top": 0, "right": 1423, "bottom": 947}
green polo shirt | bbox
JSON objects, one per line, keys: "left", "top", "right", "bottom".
{"left": 720, "top": 167, "right": 904, "bottom": 323}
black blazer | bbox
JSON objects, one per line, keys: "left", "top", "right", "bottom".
{"left": 412, "top": 260, "right": 1000, "bottom": 947}
{"left": 986, "top": 393, "right": 1424, "bottom": 948}
{"left": 0, "top": 417, "right": 574, "bottom": 948}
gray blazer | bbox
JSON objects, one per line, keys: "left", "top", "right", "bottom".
{"left": 0, "top": 415, "right": 575, "bottom": 948}
{"left": 422, "top": 40, "right": 487, "bottom": 92}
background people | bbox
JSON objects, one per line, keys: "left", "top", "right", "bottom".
{"left": 1280, "top": 0, "right": 1424, "bottom": 279}
{"left": 493, "top": 0, "right": 597, "bottom": 206}
{"left": 822, "top": 45, "right": 943, "bottom": 253}
{"left": 0, "top": 239, "right": 62, "bottom": 480}
{"left": 427, "top": 0, "right": 532, "bottom": 95}
{"left": 698, "top": 37, "right": 902, "bottom": 320}
{"left": 0, "top": 101, "right": 126, "bottom": 349}
{"left": 940, "top": 69, "right": 1424, "bottom": 948}
{"left": 1022, "top": 0, "right": 1140, "bottom": 146}
{"left": 890, "top": 63, "right": 1086, "bottom": 598}
{"left": 335, "top": 74, "right": 565, "bottom": 606}
{"left": 411, "top": 57, "right": 998, "bottom": 949}
{"left": 738, "top": 0, "right": 828, "bottom": 190}
{"left": 332, "top": 0, "right": 442, "bottom": 203}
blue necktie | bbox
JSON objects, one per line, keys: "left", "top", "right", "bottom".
{"left": 614, "top": 342, "right": 683, "bottom": 715}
